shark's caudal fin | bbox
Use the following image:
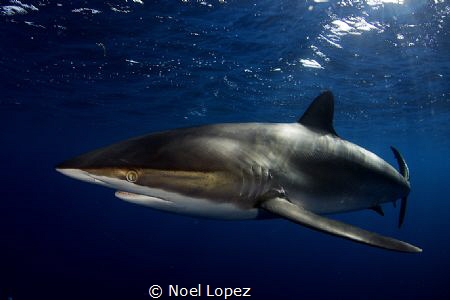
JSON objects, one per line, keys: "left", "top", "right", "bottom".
{"left": 390, "top": 146, "right": 410, "bottom": 228}
{"left": 260, "top": 197, "right": 421, "bottom": 253}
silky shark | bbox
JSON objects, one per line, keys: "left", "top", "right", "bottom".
{"left": 56, "top": 91, "right": 421, "bottom": 253}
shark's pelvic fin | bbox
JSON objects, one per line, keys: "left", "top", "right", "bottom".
{"left": 298, "top": 90, "right": 338, "bottom": 136}
{"left": 260, "top": 196, "right": 421, "bottom": 253}
{"left": 390, "top": 146, "right": 410, "bottom": 228}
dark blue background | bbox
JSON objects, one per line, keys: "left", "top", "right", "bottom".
{"left": 1, "top": 1, "right": 449, "bottom": 299}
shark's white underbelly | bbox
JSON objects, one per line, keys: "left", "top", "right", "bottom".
{"left": 90, "top": 174, "right": 260, "bottom": 219}
{"left": 289, "top": 194, "right": 375, "bottom": 214}
{"left": 115, "top": 190, "right": 261, "bottom": 220}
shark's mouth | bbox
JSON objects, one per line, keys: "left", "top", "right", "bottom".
{"left": 115, "top": 191, "right": 172, "bottom": 204}
{"left": 115, "top": 191, "right": 151, "bottom": 200}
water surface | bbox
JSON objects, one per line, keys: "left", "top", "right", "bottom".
{"left": 1, "top": 1, "right": 449, "bottom": 299}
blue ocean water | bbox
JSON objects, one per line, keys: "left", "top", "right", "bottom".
{"left": 1, "top": 0, "right": 449, "bottom": 299}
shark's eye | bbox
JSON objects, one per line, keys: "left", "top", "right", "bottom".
{"left": 126, "top": 170, "right": 138, "bottom": 183}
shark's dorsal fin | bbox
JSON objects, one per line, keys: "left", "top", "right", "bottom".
{"left": 298, "top": 91, "right": 337, "bottom": 136}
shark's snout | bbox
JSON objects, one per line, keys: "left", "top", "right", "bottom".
{"left": 55, "top": 167, "right": 94, "bottom": 183}
{"left": 56, "top": 167, "right": 113, "bottom": 191}
{"left": 56, "top": 153, "right": 91, "bottom": 180}
{"left": 55, "top": 151, "right": 95, "bottom": 170}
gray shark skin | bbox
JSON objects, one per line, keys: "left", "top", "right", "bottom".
{"left": 56, "top": 91, "right": 421, "bottom": 253}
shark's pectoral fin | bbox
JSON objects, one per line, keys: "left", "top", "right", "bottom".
{"left": 259, "top": 197, "right": 421, "bottom": 253}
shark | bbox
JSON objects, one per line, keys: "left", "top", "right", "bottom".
{"left": 56, "top": 91, "right": 421, "bottom": 253}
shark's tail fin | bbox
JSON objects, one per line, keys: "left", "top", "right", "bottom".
{"left": 390, "top": 146, "right": 410, "bottom": 228}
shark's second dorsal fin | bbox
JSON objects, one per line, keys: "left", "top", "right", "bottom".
{"left": 298, "top": 91, "right": 337, "bottom": 136}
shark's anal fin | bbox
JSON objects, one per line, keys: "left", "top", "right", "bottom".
{"left": 370, "top": 205, "right": 385, "bottom": 216}
{"left": 260, "top": 197, "right": 421, "bottom": 253}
